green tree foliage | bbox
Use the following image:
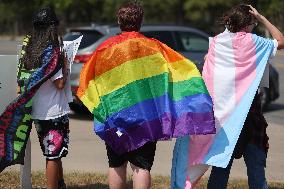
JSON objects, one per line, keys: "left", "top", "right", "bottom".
{"left": 181, "top": 0, "right": 284, "bottom": 34}
{"left": 0, "top": 0, "right": 283, "bottom": 35}
{"left": 259, "top": 0, "right": 284, "bottom": 31}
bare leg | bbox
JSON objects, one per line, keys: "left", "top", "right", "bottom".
{"left": 58, "top": 159, "right": 64, "bottom": 181}
{"left": 108, "top": 162, "right": 127, "bottom": 189}
{"left": 130, "top": 163, "right": 151, "bottom": 189}
{"left": 46, "top": 159, "right": 60, "bottom": 189}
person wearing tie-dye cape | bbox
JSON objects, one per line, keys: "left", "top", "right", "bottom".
{"left": 0, "top": 7, "right": 71, "bottom": 189}
{"left": 77, "top": 2, "right": 215, "bottom": 189}
{"left": 171, "top": 4, "right": 284, "bottom": 189}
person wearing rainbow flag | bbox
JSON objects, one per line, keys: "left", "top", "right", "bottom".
{"left": 77, "top": 2, "right": 215, "bottom": 189}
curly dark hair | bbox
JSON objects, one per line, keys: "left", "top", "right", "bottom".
{"left": 220, "top": 4, "right": 254, "bottom": 33}
{"left": 117, "top": 2, "right": 144, "bottom": 32}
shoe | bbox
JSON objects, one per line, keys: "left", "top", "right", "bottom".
{"left": 58, "top": 179, "right": 67, "bottom": 189}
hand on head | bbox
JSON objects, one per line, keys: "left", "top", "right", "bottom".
{"left": 247, "top": 5, "right": 263, "bottom": 22}
{"left": 247, "top": 4, "right": 284, "bottom": 49}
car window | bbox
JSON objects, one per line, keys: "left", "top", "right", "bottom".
{"left": 175, "top": 32, "right": 208, "bottom": 52}
{"left": 141, "top": 31, "right": 176, "bottom": 49}
{"left": 64, "top": 30, "right": 103, "bottom": 50}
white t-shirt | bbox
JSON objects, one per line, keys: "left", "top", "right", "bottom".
{"left": 259, "top": 39, "right": 278, "bottom": 88}
{"left": 32, "top": 69, "right": 72, "bottom": 120}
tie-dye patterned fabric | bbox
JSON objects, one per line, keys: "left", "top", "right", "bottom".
{"left": 0, "top": 38, "right": 61, "bottom": 172}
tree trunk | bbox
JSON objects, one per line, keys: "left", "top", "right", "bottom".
{"left": 176, "top": 0, "right": 185, "bottom": 25}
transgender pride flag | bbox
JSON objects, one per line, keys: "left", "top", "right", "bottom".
{"left": 171, "top": 29, "right": 277, "bottom": 189}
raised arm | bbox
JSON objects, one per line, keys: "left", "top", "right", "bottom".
{"left": 249, "top": 5, "right": 284, "bottom": 49}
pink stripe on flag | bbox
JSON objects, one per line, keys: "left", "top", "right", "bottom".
{"left": 188, "top": 38, "right": 217, "bottom": 166}
{"left": 189, "top": 135, "right": 214, "bottom": 165}
{"left": 202, "top": 38, "right": 217, "bottom": 100}
{"left": 233, "top": 33, "right": 257, "bottom": 103}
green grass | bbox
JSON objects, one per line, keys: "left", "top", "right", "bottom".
{"left": 1, "top": 171, "right": 284, "bottom": 189}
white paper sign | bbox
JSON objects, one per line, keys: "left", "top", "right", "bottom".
{"left": 62, "top": 35, "right": 83, "bottom": 103}
{"left": 0, "top": 37, "right": 82, "bottom": 113}
{"left": 0, "top": 55, "right": 18, "bottom": 114}
{"left": 63, "top": 35, "right": 83, "bottom": 72}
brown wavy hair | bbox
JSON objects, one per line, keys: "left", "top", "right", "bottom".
{"left": 220, "top": 4, "right": 254, "bottom": 33}
{"left": 117, "top": 2, "right": 144, "bottom": 32}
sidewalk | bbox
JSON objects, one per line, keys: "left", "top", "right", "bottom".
{"left": 277, "top": 49, "right": 284, "bottom": 56}
{"left": 4, "top": 113, "right": 284, "bottom": 182}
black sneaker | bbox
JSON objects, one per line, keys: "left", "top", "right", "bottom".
{"left": 58, "top": 179, "right": 67, "bottom": 189}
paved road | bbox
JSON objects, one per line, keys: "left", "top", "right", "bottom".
{"left": 0, "top": 39, "right": 21, "bottom": 55}
{"left": 1, "top": 40, "right": 284, "bottom": 182}
{"left": 265, "top": 51, "right": 284, "bottom": 126}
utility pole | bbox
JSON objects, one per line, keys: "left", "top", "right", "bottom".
{"left": 176, "top": 0, "right": 185, "bottom": 25}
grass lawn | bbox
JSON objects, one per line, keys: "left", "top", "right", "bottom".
{"left": 1, "top": 171, "right": 284, "bottom": 189}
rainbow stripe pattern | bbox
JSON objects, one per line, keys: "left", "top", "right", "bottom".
{"left": 77, "top": 32, "right": 215, "bottom": 154}
{"left": 171, "top": 29, "right": 277, "bottom": 188}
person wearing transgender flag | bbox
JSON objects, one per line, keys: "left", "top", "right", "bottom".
{"left": 207, "top": 5, "right": 284, "bottom": 189}
{"left": 171, "top": 4, "right": 284, "bottom": 189}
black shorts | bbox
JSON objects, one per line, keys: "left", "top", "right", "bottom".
{"left": 106, "top": 141, "right": 157, "bottom": 171}
{"left": 34, "top": 115, "right": 69, "bottom": 160}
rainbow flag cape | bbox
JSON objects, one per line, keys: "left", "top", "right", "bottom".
{"left": 0, "top": 36, "right": 61, "bottom": 172}
{"left": 171, "top": 29, "right": 277, "bottom": 188}
{"left": 77, "top": 32, "right": 215, "bottom": 154}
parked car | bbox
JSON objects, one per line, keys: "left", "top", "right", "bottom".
{"left": 261, "top": 64, "right": 279, "bottom": 109}
{"left": 63, "top": 24, "right": 279, "bottom": 111}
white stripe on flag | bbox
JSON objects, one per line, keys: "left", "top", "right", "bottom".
{"left": 214, "top": 35, "right": 236, "bottom": 128}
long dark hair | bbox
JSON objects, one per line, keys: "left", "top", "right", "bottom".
{"left": 21, "top": 24, "right": 60, "bottom": 70}
{"left": 220, "top": 4, "right": 254, "bottom": 33}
